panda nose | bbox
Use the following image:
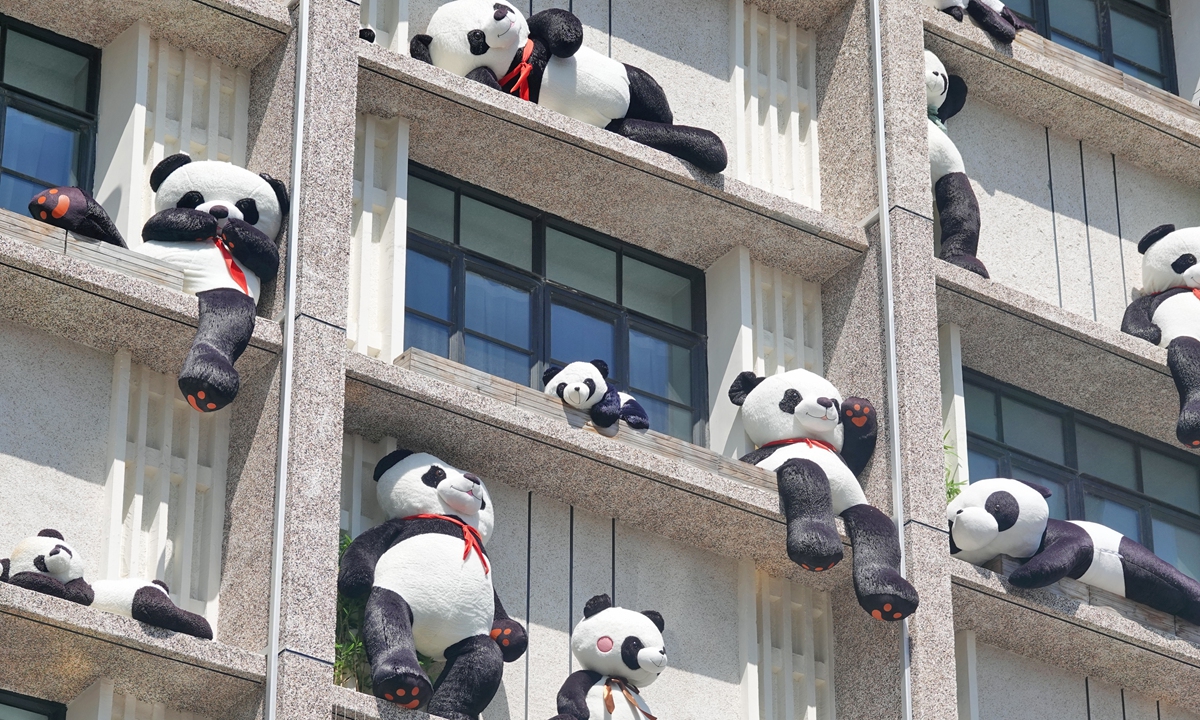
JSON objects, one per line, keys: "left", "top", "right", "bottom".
{"left": 817, "top": 397, "right": 833, "bottom": 409}
{"left": 209, "top": 205, "right": 229, "bottom": 219}
{"left": 464, "top": 473, "right": 482, "bottom": 486}
{"left": 494, "top": 4, "right": 510, "bottom": 20}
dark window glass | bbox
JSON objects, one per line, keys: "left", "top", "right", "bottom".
{"left": 967, "top": 449, "right": 999, "bottom": 480}
{"left": 0, "top": 689, "right": 66, "bottom": 720}
{"left": 403, "top": 166, "right": 706, "bottom": 443}
{"left": 964, "top": 384, "right": 998, "bottom": 439}
{"left": 1013, "top": 467, "right": 1069, "bottom": 520}
{"left": 1001, "top": 396, "right": 1064, "bottom": 465}
{"left": 1076, "top": 424, "right": 1136, "bottom": 489}
{"left": 1142, "top": 450, "right": 1200, "bottom": 514}
{"left": 1152, "top": 518, "right": 1200, "bottom": 580}
{"left": 1085, "top": 493, "right": 1141, "bottom": 541}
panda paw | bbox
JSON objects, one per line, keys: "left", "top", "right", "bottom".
{"left": 179, "top": 344, "right": 238, "bottom": 413}
{"left": 373, "top": 668, "right": 432, "bottom": 710}
{"left": 856, "top": 568, "right": 919, "bottom": 621}
{"left": 860, "top": 590, "right": 918, "bottom": 622}
{"left": 941, "top": 253, "right": 991, "bottom": 279}
{"left": 841, "top": 398, "right": 877, "bottom": 435}
{"left": 490, "top": 619, "right": 528, "bottom": 661}
{"left": 1176, "top": 405, "right": 1200, "bottom": 448}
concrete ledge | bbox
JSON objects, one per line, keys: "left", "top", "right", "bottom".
{"left": 0, "top": 233, "right": 282, "bottom": 378}
{"left": 922, "top": 7, "right": 1200, "bottom": 190}
{"left": 0, "top": 582, "right": 264, "bottom": 715}
{"left": 331, "top": 683, "right": 442, "bottom": 720}
{"left": 355, "top": 43, "right": 869, "bottom": 283}
{"left": 950, "top": 557, "right": 1200, "bottom": 714}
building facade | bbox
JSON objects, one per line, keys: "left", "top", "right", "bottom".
{"left": 0, "top": 0, "right": 1199, "bottom": 718}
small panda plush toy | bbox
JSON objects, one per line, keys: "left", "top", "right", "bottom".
{"left": 29, "top": 153, "right": 289, "bottom": 414}
{"left": 1122, "top": 225, "right": 1200, "bottom": 447}
{"left": 411, "top": 0, "right": 727, "bottom": 173}
{"left": 922, "top": 0, "right": 1030, "bottom": 44}
{"left": 926, "top": 50, "right": 988, "bottom": 279}
{"left": 543, "top": 360, "right": 650, "bottom": 436}
{"left": 948, "top": 478, "right": 1200, "bottom": 625}
{"left": 729, "top": 368, "right": 919, "bottom": 621}
{"left": 549, "top": 594, "right": 667, "bottom": 720}
{"left": 338, "top": 450, "right": 527, "bottom": 718}
{"left": 1, "top": 530, "right": 213, "bottom": 639}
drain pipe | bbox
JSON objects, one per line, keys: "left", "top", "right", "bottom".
{"left": 866, "top": 0, "right": 915, "bottom": 718}
{"left": 264, "top": 0, "right": 309, "bottom": 716}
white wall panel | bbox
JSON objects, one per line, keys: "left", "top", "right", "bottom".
{"left": 67, "top": 677, "right": 213, "bottom": 720}
{"left": 482, "top": 481, "right": 530, "bottom": 720}
{"left": 525, "top": 496, "right": 573, "bottom": 719}
{"left": 1080, "top": 145, "right": 1126, "bottom": 327}
{"left": 1046, "top": 132, "right": 1093, "bottom": 320}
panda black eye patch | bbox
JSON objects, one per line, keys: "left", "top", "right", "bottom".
{"left": 176, "top": 191, "right": 205, "bottom": 209}
{"left": 779, "top": 389, "right": 802, "bottom": 414}
{"left": 235, "top": 198, "right": 259, "bottom": 225}
{"left": 422, "top": 466, "right": 447, "bottom": 488}
{"left": 621, "top": 636, "right": 644, "bottom": 671}
{"left": 583, "top": 378, "right": 596, "bottom": 397}
{"left": 1173, "top": 254, "right": 1198, "bottom": 274}
{"left": 984, "top": 490, "right": 1020, "bottom": 532}
{"left": 467, "top": 29, "right": 489, "bottom": 55}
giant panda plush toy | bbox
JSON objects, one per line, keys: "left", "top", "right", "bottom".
{"left": 410, "top": 0, "right": 728, "bottom": 174}
{"left": 1121, "top": 225, "right": 1200, "bottom": 447}
{"left": 338, "top": 450, "right": 527, "bottom": 718}
{"left": 948, "top": 478, "right": 1200, "bottom": 624}
{"left": 922, "top": 0, "right": 1030, "bottom": 44}
{"left": 926, "top": 50, "right": 988, "bottom": 279}
{"left": 549, "top": 594, "right": 667, "bottom": 720}
{"left": 543, "top": 360, "right": 650, "bottom": 436}
{"left": 28, "top": 153, "right": 289, "bottom": 414}
{"left": 729, "top": 369, "right": 919, "bottom": 621}
{"left": 1, "top": 530, "right": 213, "bottom": 638}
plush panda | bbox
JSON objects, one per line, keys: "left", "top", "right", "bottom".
{"left": 549, "top": 594, "right": 667, "bottom": 720}
{"left": 729, "top": 369, "right": 919, "bottom": 621}
{"left": 410, "top": 0, "right": 728, "bottom": 174}
{"left": 29, "top": 153, "right": 289, "bottom": 414}
{"left": 338, "top": 450, "right": 527, "bottom": 718}
{"left": 543, "top": 360, "right": 650, "bottom": 436}
{"left": 1121, "top": 225, "right": 1200, "bottom": 447}
{"left": 91, "top": 578, "right": 213, "bottom": 639}
{"left": 922, "top": 0, "right": 1030, "bottom": 44}
{"left": 948, "top": 478, "right": 1200, "bottom": 625}
{"left": 926, "top": 50, "right": 988, "bottom": 279}
{"left": 0, "top": 529, "right": 93, "bottom": 605}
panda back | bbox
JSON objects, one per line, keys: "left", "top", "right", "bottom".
{"left": 92, "top": 578, "right": 161, "bottom": 618}
{"left": 542, "top": 47, "right": 631, "bottom": 128}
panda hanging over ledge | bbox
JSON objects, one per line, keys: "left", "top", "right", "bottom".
{"left": 410, "top": 0, "right": 728, "bottom": 174}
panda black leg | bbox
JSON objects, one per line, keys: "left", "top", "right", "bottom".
{"left": 776, "top": 459, "right": 844, "bottom": 572}
{"left": 1116, "top": 537, "right": 1200, "bottom": 625}
{"left": 364, "top": 587, "right": 432, "bottom": 709}
{"left": 606, "top": 119, "right": 729, "bottom": 174}
{"left": 28, "top": 186, "right": 127, "bottom": 247}
{"left": 130, "top": 586, "right": 213, "bottom": 639}
{"left": 427, "top": 634, "right": 504, "bottom": 720}
{"left": 1006, "top": 519, "right": 1093, "bottom": 589}
{"left": 1167, "top": 337, "right": 1200, "bottom": 447}
{"left": 935, "top": 172, "right": 989, "bottom": 278}
{"left": 840, "top": 504, "right": 918, "bottom": 621}
{"left": 178, "top": 288, "right": 257, "bottom": 413}
{"left": 965, "top": 0, "right": 1017, "bottom": 43}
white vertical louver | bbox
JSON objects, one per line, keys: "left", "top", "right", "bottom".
{"left": 101, "top": 350, "right": 229, "bottom": 627}
{"left": 360, "top": 0, "right": 410, "bottom": 54}
{"left": 731, "top": 0, "right": 820, "bottom": 209}
{"left": 348, "top": 113, "right": 411, "bottom": 363}
{"left": 67, "top": 677, "right": 214, "bottom": 720}
{"left": 340, "top": 433, "right": 395, "bottom": 538}
{"left": 751, "top": 259, "right": 823, "bottom": 377}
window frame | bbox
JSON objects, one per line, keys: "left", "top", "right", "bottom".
{"left": 404, "top": 164, "right": 710, "bottom": 445}
{"left": 963, "top": 369, "right": 1200, "bottom": 562}
{"left": 0, "top": 688, "right": 67, "bottom": 720}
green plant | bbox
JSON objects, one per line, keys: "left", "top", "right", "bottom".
{"left": 944, "top": 428, "right": 965, "bottom": 502}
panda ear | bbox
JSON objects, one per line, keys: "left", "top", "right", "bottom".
{"left": 152, "top": 579, "right": 170, "bottom": 592}
{"left": 542, "top": 366, "right": 563, "bottom": 386}
{"left": 410, "top": 34, "right": 433, "bottom": 63}
{"left": 584, "top": 593, "right": 613, "bottom": 618}
{"left": 373, "top": 449, "right": 414, "bottom": 482}
{"left": 37, "top": 529, "right": 64, "bottom": 540}
{"left": 641, "top": 610, "right": 665, "bottom": 632}
{"left": 590, "top": 359, "right": 610, "bottom": 379}
{"left": 1013, "top": 478, "right": 1053, "bottom": 498}
{"left": 1138, "top": 224, "right": 1175, "bottom": 254}
{"left": 728, "top": 371, "right": 765, "bottom": 407}
{"left": 259, "top": 173, "right": 291, "bottom": 216}
{"left": 150, "top": 153, "right": 192, "bottom": 192}
{"left": 939, "top": 75, "right": 968, "bottom": 122}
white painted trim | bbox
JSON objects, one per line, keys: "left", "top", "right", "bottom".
{"left": 938, "top": 323, "right": 970, "bottom": 487}
{"left": 954, "top": 629, "right": 980, "bottom": 720}
{"left": 737, "top": 560, "right": 760, "bottom": 720}
{"left": 101, "top": 350, "right": 133, "bottom": 579}
{"left": 95, "top": 22, "right": 151, "bottom": 249}
{"left": 67, "top": 678, "right": 115, "bottom": 720}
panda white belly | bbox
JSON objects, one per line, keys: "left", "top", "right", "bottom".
{"left": 137, "top": 239, "right": 261, "bottom": 302}
{"left": 91, "top": 578, "right": 163, "bottom": 618}
{"left": 541, "top": 46, "right": 631, "bottom": 128}
{"left": 755, "top": 445, "right": 867, "bottom": 515}
{"left": 1068, "top": 521, "right": 1127, "bottom": 596}
{"left": 374, "top": 533, "right": 494, "bottom": 659}
{"left": 1151, "top": 291, "right": 1200, "bottom": 346}
{"left": 928, "top": 119, "right": 965, "bottom": 183}
{"left": 584, "top": 679, "right": 657, "bottom": 720}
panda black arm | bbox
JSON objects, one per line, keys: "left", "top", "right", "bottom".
{"left": 338, "top": 518, "right": 408, "bottom": 599}
{"left": 410, "top": 34, "right": 433, "bottom": 63}
{"left": 1007, "top": 519, "right": 1094, "bottom": 589}
{"left": 0, "top": 558, "right": 8, "bottom": 582}
{"left": 738, "top": 445, "right": 778, "bottom": 466}
{"left": 466, "top": 65, "right": 503, "bottom": 90}
{"left": 491, "top": 591, "right": 528, "bottom": 662}
{"left": 142, "top": 208, "right": 220, "bottom": 243}
{"left": 63, "top": 578, "right": 94, "bottom": 606}
{"left": 1121, "top": 293, "right": 1162, "bottom": 345}
{"left": 6, "top": 571, "right": 71, "bottom": 600}
{"left": 553, "top": 670, "right": 604, "bottom": 720}
{"left": 839, "top": 397, "right": 878, "bottom": 477}
{"left": 527, "top": 9, "right": 584, "bottom": 58}
{"left": 589, "top": 386, "right": 622, "bottom": 429}
{"left": 222, "top": 218, "right": 280, "bottom": 283}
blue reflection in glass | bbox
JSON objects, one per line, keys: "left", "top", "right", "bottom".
{"left": 405, "top": 313, "right": 450, "bottom": 357}
{"left": 629, "top": 330, "right": 690, "bottom": 404}
{"left": 465, "top": 335, "right": 530, "bottom": 385}
{"left": 2, "top": 107, "right": 78, "bottom": 186}
{"left": 551, "top": 303, "right": 614, "bottom": 369}
{"left": 0, "top": 172, "right": 47, "bottom": 215}
{"left": 638, "top": 395, "right": 692, "bottom": 441}
{"left": 406, "top": 250, "right": 451, "bottom": 319}
{"left": 966, "top": 450, "right": 998, "bottom": 483}
{"left": 465, "top": 272, "right": 530, "bottom": 348}
{"left": 1084, "top": 494, "right": 1140, "bottom": 541}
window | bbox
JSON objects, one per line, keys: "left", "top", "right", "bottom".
{"left": 1009, "top": 0, "right": 1177, "bottom": 92}
{"left": 403, "top": 166, "right": 708, "bottom": 444}
{"left": 0, "top": 689, "right": 66, "bottom": 720}
{"left": 963, "top": 370, "right": 1200, "bottom": 578}
{"left": 0, "top": 17, "right": 99, "bottom": 216}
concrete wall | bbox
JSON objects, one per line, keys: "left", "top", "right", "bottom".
{"left": 1172, "top": 0, "right": 1200, "bottom": 104}
{"left": 0, "top": 320, "right": 113, "bottom": 580}
{"left": 948, "top": 96, "right": 1200, "bottom": 329}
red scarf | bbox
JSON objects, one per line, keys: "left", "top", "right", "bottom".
{"left": 603, "top": 677, "right": 657, "bottom": 720}
{"left": 759, "top": 437, "right": 838, "bottom": 454}
{"left": 500, "top": 41, "right": 536, "bottom": 101}
{"left": 215, "top": 238, "right": 250, "bottom": 295}
{"left": 402, "top": 514, "right": 489, "bottom": 574}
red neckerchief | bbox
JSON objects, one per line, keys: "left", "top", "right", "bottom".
{"left": 499, "top": 41, "right": 535, "bottom": 101}
{"left": 603, "top": 677, "right": 656, "bottom": 720}
{"left": 1151, "top": 286, "right": 1200, "bottom": 300}
{"left": 759, "top": 437, "right": 838, "bottom": 454}
{"left": 402, "top": 514, "right": 489, "bottom": 574}
{"left": 215, "top": 238, "right": 250, "bottom": 295}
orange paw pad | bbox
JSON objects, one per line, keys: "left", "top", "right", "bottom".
{"left": 198, "top": 391, "right": 206, "bottom": 399}
{"left": 883, "top": 604, "right": 892, "bottom": 612}
{"left": 411, "top": 688, "right": 419, "bottom": 696}
{"left": 871, "top": 610, "right": 883, "bottom": 620}
{"left": 893, "top": 612, "right": 903, "bottom": 619}
{"left": 206, "top": 402, "right": 216, "bottom": 410}
{"left": 49, "top": 188, "right": 58, "bottom": 194}
{"left": 801, "top": 564, "right": 810, "bottom": 570}
{"left": 384, "top": 694, "right": 394, "bottom": 701}
{"left": 396, "top": 689, "right": 406, "bottom": 697}
{"left": 37, "top": 196, "right": 46, "bottom": 203}
{"left": 503, "top": 628, "right": 511, "bottom": 635}
{"left": 854, "top": 404, "right": 861, "bottom": 411}
{"left": 491, "top": 629, "right": 502, "bottom": 639}
{"left": 187, "top": 395, "right": 202, "bottom": 412}
{"left": 502, "top": 639, "right": 510, "bottom": 646}
{"left": 50, "top": 195, "right": 70, "bottom": 218}
{"left": 401, "top": 700, "right": 420, "bottom": 709}
{"left": 39, "top": 211, "right": 47, "bottom": 219}
{"left": 851, "top": 416, "right": 868, "bottom": 427}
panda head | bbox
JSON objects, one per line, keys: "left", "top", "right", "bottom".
{"left": 571, "top": 594, "right": 668, "bottom": 688}
{"left": 150, "top": 153, "right": 289, "bottom": 243}
{"left": 9, "top": 529, "right": 86, "bottom": 582}
{"left": 425, "top": 0, "right": 530, "bottom": 80}
{"left": 373, "top": 450, "right": 494, "bottom": 542}
{"left": 1134, "top": 224, "right": 1200, "bottom": 294}
{"left": 542, "top": 360, "right": 612, "bottom": 410}
{"left": 946, "top": 478, "right": 1050, "bottom": 556}
{"left": 924, "top": 50, "right": 967, "bottom": 121}
{"left": 728, "top": 369, "right": 844, "bottom": 450}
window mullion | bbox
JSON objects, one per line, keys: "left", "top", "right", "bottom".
{"left": 1098, "top": 0, "right": 1115, "bottom": 67}
{"left": 450, "top": 250, "right": 467, "bottom": 366}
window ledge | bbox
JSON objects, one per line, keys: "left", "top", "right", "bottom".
{"left": 344, "top": 349, "right": 852, "bottom": 588}
{"left": 332, "top": 682, "right": 443, "bottom": 720}
{"left": 0, "top": 582, "right": 264, "bottom": 715}
{"left": 355, "top": 43, "right": 869, "bottom": 284}
{"left": 922, "top": 6, "right": 1200, "bottom": 191}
